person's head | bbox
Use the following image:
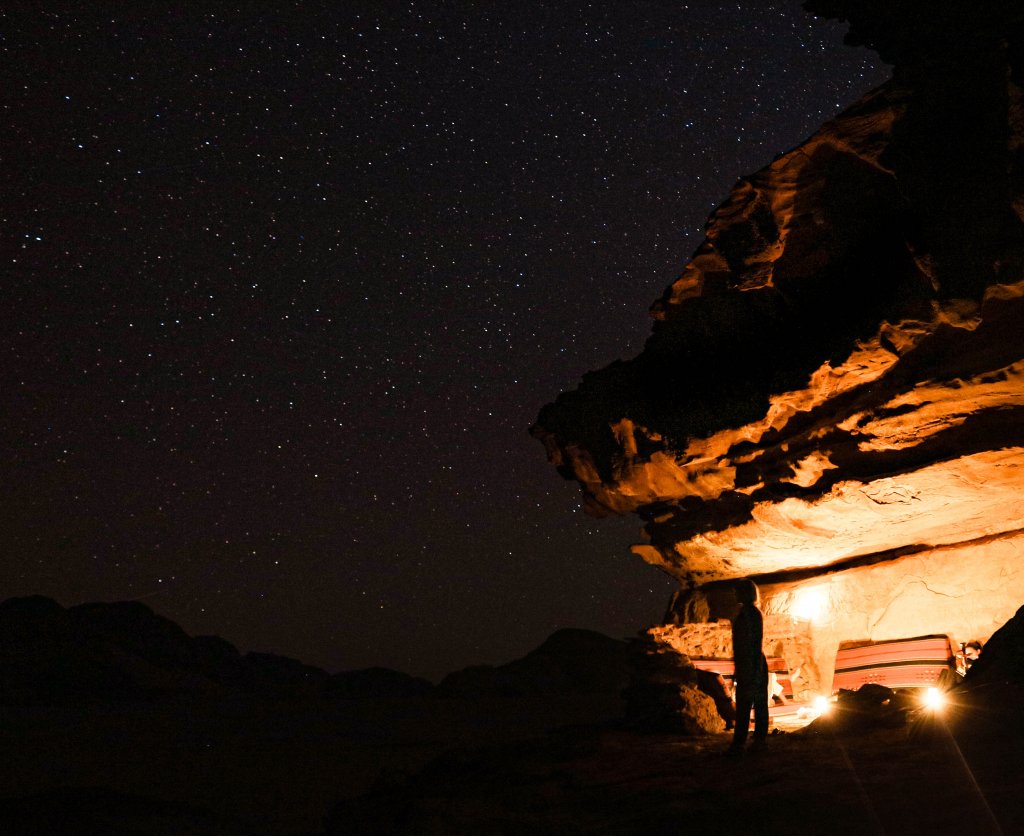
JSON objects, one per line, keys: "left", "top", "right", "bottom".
{"left": 735, "top": 578, "right": 760, "bottom": 606}
{"left": 964, "top": 640, "right": 982, "bottom": 661}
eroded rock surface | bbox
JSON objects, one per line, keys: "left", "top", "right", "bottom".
{"left": 622, "top": 631, "right": 726, "bottom": 734}
{"left": 533, "top": 1, "right": 1024, "bottom": 638}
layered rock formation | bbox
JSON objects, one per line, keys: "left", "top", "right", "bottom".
{"left": 533, "top": 1, "right": 1024, "bottom": 688}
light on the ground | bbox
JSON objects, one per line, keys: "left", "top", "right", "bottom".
{"left": 923, "top": 687, "right": 944, "bottom": 711}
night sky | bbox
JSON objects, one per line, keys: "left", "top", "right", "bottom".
{"left": 4, "top": 3, "right": 890, "bottom": 680}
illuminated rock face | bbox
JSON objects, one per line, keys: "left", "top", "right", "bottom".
{"left": 760, "top": 533, "right": 1024, "bottom": 692}
{"left": 533, "top": 3, "right": 1024, "bottom": 656}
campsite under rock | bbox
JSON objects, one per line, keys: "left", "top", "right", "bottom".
{"left": 0, "top": 596, "right": 1023, "bottom": 834}
{"left": 333, "top": 607, "right": 1024, "bottom": 833}
{"left": 1, "top": 674, "right": 1021, "bottom": 834}
{"left": 4, "top": 1, "right": 1024, "bottom": 833}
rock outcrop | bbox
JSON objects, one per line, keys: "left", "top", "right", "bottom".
{"left": 622, "top": 631, "right": 727, "bottom": 734}
{"left": 963, "top": 602, "right": 1024, "bottom": 691}
{"left": 533, "top": 1, "right": 1024, "bottom": 683}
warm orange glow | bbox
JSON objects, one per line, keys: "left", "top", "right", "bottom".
{"left": 923, "top": 687, "right": 944, "bottom": 711}
{"left": 791, "top": 586, "right": 826, "bottom": 623}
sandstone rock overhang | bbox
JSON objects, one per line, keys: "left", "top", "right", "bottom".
{"left": 532, "top": 1, "right": 1024, "bottom": 587}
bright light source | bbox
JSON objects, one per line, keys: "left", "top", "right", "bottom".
{"left": 813, "top": 695, "right": 831, "bottom": 715}
{"left": 923, "top": 687, "right": 944, "bottom": 711}
{"left": 792, "top": 587, "right": 826, "bottom": 623}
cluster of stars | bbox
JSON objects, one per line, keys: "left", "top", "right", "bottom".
{"left": 3, "top": 3, "right": 889, "bottom": 679}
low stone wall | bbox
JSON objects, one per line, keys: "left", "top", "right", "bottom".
{"left": 647, "top": 621, "right": 731, "bottom": 660}
{"left": 646, "top": 615, "right": 818, "bottom": 700}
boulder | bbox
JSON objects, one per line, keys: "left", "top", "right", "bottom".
{"left": 962, "top": 603, "right": 1024, "bottom": 690}
{"left": 805, "top": 684, "right": 911, "bottom": 736}
{"left": 622, "top": 632, "right": 725, "bottom": 734}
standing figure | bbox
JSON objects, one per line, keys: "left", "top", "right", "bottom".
{"left": 727, "top": 579, "right": 769, "bottom": 756}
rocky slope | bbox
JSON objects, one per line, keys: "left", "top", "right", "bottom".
{"left": 533, "top": 1, "right": 1024, "bottom": 599}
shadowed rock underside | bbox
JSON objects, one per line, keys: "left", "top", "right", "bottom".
{"left": 533, "top": 2, "right": 1024, "bottom": 608}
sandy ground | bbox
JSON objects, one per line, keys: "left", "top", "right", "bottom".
{"left": 332, "top": 715, "right": 1024, "bottom": 835}
{"left": 0, "top": 693, "right": 624, "bottom": 834}
{"left": 0, "top": 693, "right": 1020, "bottom": 834}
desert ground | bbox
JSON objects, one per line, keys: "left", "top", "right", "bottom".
{"left": 0, "top": 688, "right": 1020, "bottom": 835}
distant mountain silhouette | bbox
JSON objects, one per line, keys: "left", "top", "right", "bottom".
{"left": 0, "top": 596, "right": 431, "bottom": 703}
{"left": 437, "top": 628, "right": 630, "bottom": 697}
{"left": 0, "top": 596, "right": 629, "bottom": 704}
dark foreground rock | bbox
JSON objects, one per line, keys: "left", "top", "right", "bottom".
{"left": 803, "top": 683, "right": 915, "bottom": 736}
{"left": 325, "top": 724, "right": 1024, "bottom": 835}
{"left": 0, "top": 787, "right": 248, "bottom": 836}
{"left": 621, "top": 631, "right": 726, "bottom": 734}
{"left": 961, "top": 603, "right": 1024, "bottom": 692}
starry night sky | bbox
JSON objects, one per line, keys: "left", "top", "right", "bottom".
{"left": 4, "top": 3, "right": 890, "bottom": 680}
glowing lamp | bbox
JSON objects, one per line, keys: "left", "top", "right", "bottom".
{"left": 791, "top": 587, "right": 826, "bottom": 623}
{"left": 923, "top": 687, "right": 944, "bottom": 711}
{"left": 813, "top": 695, "right": 831, "bottom": 715}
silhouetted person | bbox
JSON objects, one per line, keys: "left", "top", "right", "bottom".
{"left": 727, "top": 579, "right": 769, "bottom": 756}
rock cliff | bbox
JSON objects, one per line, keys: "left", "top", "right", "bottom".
{"left": 532, "top": 1, "right": 1024, "bottom": 666}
